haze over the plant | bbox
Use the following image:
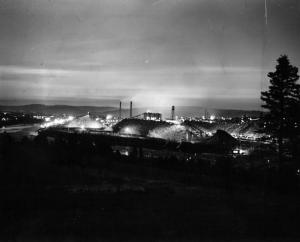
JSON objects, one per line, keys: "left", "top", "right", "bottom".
{"left": 0, "top": 0, "right": 300, "bottom": 110}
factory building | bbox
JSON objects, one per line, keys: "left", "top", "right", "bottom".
{"left": 143, "top": 112, "right": 162, "bottom": 121}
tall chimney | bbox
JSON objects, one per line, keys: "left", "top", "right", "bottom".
{"left": 119, "top": 101, "right": 122, "bottom": 120}
{"left": 171, "top": 105, "right": 175, "bottom": 120}
{"left": 130, "top": 101, "right": 133, "bottom": 118}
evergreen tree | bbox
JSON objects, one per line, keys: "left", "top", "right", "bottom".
{"left": 261, "top": 55, "right": 300, "bottom": 163}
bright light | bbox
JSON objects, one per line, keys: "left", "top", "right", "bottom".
{"left": 88, "top": 122, "right": 101, "bottom": 129}
{"left": 106, "top": 114, "right": 112, "bottom": 120}
{"left": 165, "top": 119, "right": 180, "bottom": 125}
{"left": 54, "top": 118, "right": 64, "bottom": 125}
{"left": 210, "top": 115, "right": 215, "bottom": 121}
{"left": 41, "top": 116, "right": 75, "bottom": 128}
{"left": 80, "top": 125, "right": 85, "bottom": 130}
{"left": 122, "top": 126, "right": 138, "bottom": 135}
{"left": 233, "top": 148, "right": 249, "bottom": 155}
{"left": 124, "top": 127, "right": 131, "bottom": 133}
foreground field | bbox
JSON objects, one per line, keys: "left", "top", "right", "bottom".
{"left": 2, "top": 166, "right": 300, "bottom": 241}
{"left": 1, "top": 136, "right": 300, "bottom": 241}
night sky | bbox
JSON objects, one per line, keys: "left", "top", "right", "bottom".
{"left": 0, "top": 0, "right": 300, "bottom": 109}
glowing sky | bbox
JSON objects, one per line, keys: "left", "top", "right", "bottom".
{"left": 0, "top": 0, "right": 300, "bottom": 109}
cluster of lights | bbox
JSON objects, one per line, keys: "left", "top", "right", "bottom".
{"left": 186, "top": 156, "right": 193, "bottom": 162}
{"left": 94, "top": 115, "right": 118, "bottom": 127}
{"left": 233, "top": 148, "right": 249, "bottom": 155}
{"left": 231, "top": 133, "right": 262, "bottom": 141}
{"left": 33, "top": 115, "right": 45, "bottom": 119}
{"left": 41, "top": 116, "right": 74, "bottom": 128}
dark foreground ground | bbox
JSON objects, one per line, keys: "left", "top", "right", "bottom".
{"left": 1, "top": 136, "right": 300, "bottom": 241}
{"left": 2, "top": 181, "right": 300, "bottom": 241}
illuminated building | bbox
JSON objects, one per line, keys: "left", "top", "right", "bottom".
{"left": 143, "top": 112, "right": 162, "bottom": 121}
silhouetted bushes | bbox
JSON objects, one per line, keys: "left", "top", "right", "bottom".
{"left": 1, "top": 132, "right": 299, "bottom": 193}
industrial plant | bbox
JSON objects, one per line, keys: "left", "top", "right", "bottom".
{"left": 27, "top": 100, "right": 265, "bottom": 162}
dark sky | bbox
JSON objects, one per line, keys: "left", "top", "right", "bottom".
{"left": 0, "top": 0, "right": 300, "bottom": 109}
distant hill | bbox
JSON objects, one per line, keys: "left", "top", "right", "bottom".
{"left": 0, "top": 104, "right": 262, "bottom": 118}
{"left": 0, "top": 104, "right": 117, "bottom": 116}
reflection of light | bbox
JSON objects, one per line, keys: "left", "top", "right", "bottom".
{"left": 210, "top": 115, "right": 215, "bottom": 121}
{"left": 106, "top": 114, "right": 112, "bottom": 120}
{"left": 68, "top": 116, "right": 74, "bottom": 121}
{"left": 80, "top": 125, "right": 85, "bottom": 130}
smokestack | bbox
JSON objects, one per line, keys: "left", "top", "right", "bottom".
{"left": 130, "top": 101, "right": 133, "bottom": 118}
{"left": 119, "top": 101, "right": 122, "bottom": 120}
{"left": 171, "top": 105, "right": 175, "bottom": 120}
{"left": 205, "top": 109, "right": 209, "bottom": 120}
